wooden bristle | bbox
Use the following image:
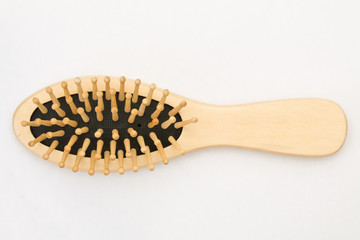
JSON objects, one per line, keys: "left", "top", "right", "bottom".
{"left": 127, "top": 128, "right": 138, "bottom": 138}
{"left": 74, "top": 138, "right": 91, "bottom": 172}
{"left": 174, "top": 117, "right": 198, "bottom": 129}
{"left": 72, "top": 149, "right": 82, "bottom": 172}
{"left": 75, "top": 126, "right": 89, "bottom": 135}
{"left": 58, "top": 135, "right": 78, "bottom": 168}
{"left": 161, "top": 116, "right": 176, "bottom": 129}
{"left": 42, "top": 140, "right": 59, "bottom": 160}
{"left": 66, "top": 135, "right": 78, "bottom": 150}
{"left": 82, "top": 92, "right": 92, "bottom": 112}
{"left": 110, "top": 140, "right": 116, "bottom": 160}
{"left": 112, "top": 129, "right": 119, "bottom": 140}
{"left": 125, "top": 93, "right": 132, "bottom": 113}
{"left": 94, "top": 128, "right": 104, "bottom": 138}
{"left": 110, "top": 88, "right": 118, "bottom": 109}
{"left": 111, "top": 107, "right": 119, "bottom": 121}
{"left": 46, "top": 130, "right": 65, "bottom": 139}
{"left": 168, "top": 100, "right": 187, "bottom": 116}
{"left": 91, "top": 77, "right": 98, "bottom": 100}
{"left": 59, "top": 152, "right": 69, "bottom": 168}
{"left": 28, "top": 133, "right": 46, "bottom": 147}
{"left": 144, "top": 146, "right": 154, "bottom": 170}
{"left": 137, "top": 136, "right": 154, "bottom": 171}
{"left": 95, "top": 140, "right": 104, "bottom": 160}
{"left": 147, "top": 118, "right": 159, "bottom": 129}
{"left": 32, "top": 97, "right": 48, "bottom": 114}
{"left": 22, "top": 120, "right": 37, "bottom": 127}
{"left": 131, "top": 148, "right": 138, "bottom": 172}
{"left": 124, "top": 138, "right": 131, "bottom": 158}
{"left": 138, "top": 99, "right": 148, "bottom": 117}
{"left": 137, "top": 135, "right": 146, "bottom": 152}
{"left": 61, "top": 81, "right": 70, "bottom": 98}
{"left": 79, "top": 138, "right": 91, "bottom": 157}
{"left": 119, "top": 76, "right": 126, "bottom": 101}
{"left": 95, "top": 106, "right": 104, "bottom": 122}
{"left": 33, "top": 119, "right": 42, "bottom": 127}
{"left": 88, "top": 150, "right": 96, "bottom": 176}
{"left": 74, "top": 77, "right": 84, "bottom": 102}
{"left": 149, "top": 132, "right": 168, "bottom": 164}
{"left": 31, "top": 119, "right": 39, "bottom": 127}
{"left": 96, "top": 91, "right": 104, "bottom": 111}
{"left": 145, "top": 83, "right": 156, "bottom": 106}
{"left": 46, "top": 87, "right": 60, "bottom": 106}
{"left": 104, "top": 76, "right": 111, "bottom": 100}
{"left": 38, "top": 119, "right": 52, "bottom": 126}
{"left": 151, "top": 104, "right": 164, "bottom": 119}
{"left": 132, "top": 79, "right": 141, "bottom": 103}
{"left": 128, "top": 109, "right": 138, "bottom": 124}
{"left": 158, "top": 89, "right": 169, "bottom": 107}
{"left": 21, "top": 120, "right": 31, "bottom": 127}
{"left": 104, "top": 151, "right": 110, "bottom": 175}
{"left": 62, "top": 117, "right": 78, "bottom": 127}
{"left": 52, "top": 104, "right": 66, "bottom": 118}
{"left": 65, "top": 96, "right": 78, "bottom": 115}
{"left": 77, "top": 107, "right": 90, "bottom": 123}
{"left": 22, "top": 118, "right": 51, "bottom": 127}
{"left": 168, "top": 136, "right": 185, "bottom": 155}
{"left": 50, "top": 118, "right": 65, "bottom": 127}
{"left": 117, "top": 150, "right": 125, "bottom": 174}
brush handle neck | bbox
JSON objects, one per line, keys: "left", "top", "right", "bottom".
{"left": 188, "top": 99, "right": 347, "bottom": 157}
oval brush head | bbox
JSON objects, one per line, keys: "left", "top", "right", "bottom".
{"left": 14, "top": 76, "right": 198, "bottom": 175}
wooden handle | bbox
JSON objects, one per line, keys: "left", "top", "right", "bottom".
{"left": 187, "top": 99, "right": 347, "bottom": 157}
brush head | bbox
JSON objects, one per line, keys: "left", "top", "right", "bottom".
{"left": 13, "top": 76, "right": 198, "bottom": 175}
{"left": 29, "top": 91, "right": 182, "bottom": 157}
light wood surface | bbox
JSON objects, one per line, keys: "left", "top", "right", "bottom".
{"left": 13, "top": 75, "right": 348, "bottom": 174}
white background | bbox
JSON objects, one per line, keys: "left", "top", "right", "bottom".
{"left": 1, "top": 0, "right": 360, "bottom": 239}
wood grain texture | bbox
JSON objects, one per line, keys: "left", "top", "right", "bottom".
{"left": 181, "top": 99, "right": 347, "bottom": 157}
{"left": 13, "top": 76, "right": 348, "bottom": 173}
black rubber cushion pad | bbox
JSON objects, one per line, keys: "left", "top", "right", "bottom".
{"left": 30, "top": 92, "right": 182, "bottom": 157}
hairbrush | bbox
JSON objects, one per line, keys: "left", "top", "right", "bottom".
{"left": 13, "top": 76, "right": 347, "bottom": 175}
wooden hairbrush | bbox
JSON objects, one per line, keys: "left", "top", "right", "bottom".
{"left": 13, "top": 76, "right": 347, "bottom": 175}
